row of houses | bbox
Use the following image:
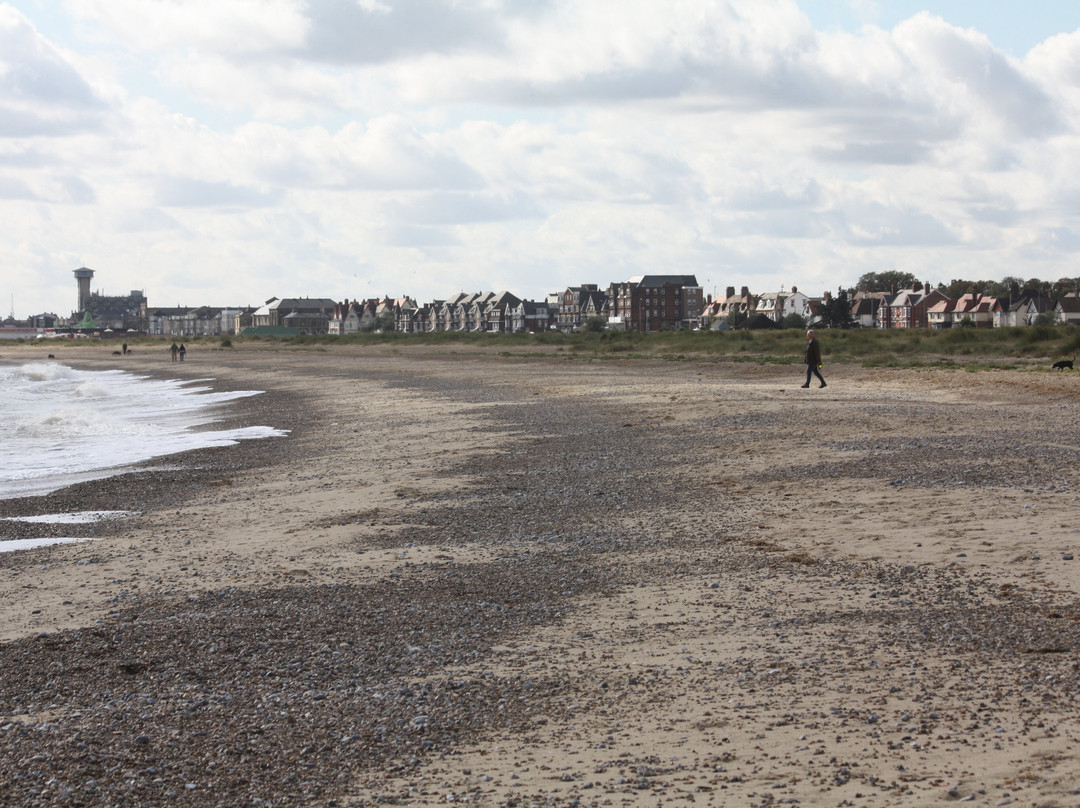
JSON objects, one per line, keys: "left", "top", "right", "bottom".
{"left": 117, "top": 279, "right": 1080, "bottom": 338}
{"left": 705, "top": 282, "right": 1080, "bottom": 330}
{"left": 133, "top": 275, "right": 705, "bottom": 337}
{"left": 18, "top": 264, "right": 1080, "bottom": 337}
{"left": 145, "top": 297, "right": 338, "bottom": 336}
{"left": 850, "top": 285, "right": 1080, "bottom": 329}
{"left": 929, "top": 291, "right": 1080, "bottom": 328}
{"left": 701, "top": 285, "right": 815, "bottom": 328}
{"left": 325, "top": 275, "right": 708, "bottom": 336}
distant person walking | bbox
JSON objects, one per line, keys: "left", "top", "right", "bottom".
{"left": 178, "top": 343, "right": 186, "bottom": 362}
{"left": 801, "top": 330, "right": 826, "bottom": 388}
{"left": 170, "top": 342, "right": 179, "bottom": 362}
{"left": 122, "top": 342, "right": 128, "bottom": 355}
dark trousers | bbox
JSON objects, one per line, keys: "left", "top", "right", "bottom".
{"left": 805, "top": 363, "right": 825, "bottom": 385}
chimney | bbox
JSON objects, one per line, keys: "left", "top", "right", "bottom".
{"left": 740, "top": 286, "right": 750, "bottom": 298}
{"left": 726, "top": 286, "right": 735, "bottom": 299}
{"left": 791, "top": 285, "right": 797, "bottom": 294}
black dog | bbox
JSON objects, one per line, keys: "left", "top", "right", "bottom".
{"left": 1052, "top": 359, "right": 1074, "bottom": 370}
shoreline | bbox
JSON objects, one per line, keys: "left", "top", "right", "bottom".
{"left": 0, "top": 357, "right": 308, "bottom": 539}
{"left": 1, "top": 343, "right": 1079, "bottom": 806}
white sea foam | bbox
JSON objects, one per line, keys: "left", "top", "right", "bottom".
{"left": 2, "top": 511, "right": 135, "bottom": 524}
{"left": 0, "top": 362, "right": 288, "bottom": 499}
{"left": 0, "top": 537, "right": 95, "bottom": 553}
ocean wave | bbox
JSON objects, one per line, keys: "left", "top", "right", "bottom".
{"left": 0, "top": 362, "right": 288, "bottom": 498}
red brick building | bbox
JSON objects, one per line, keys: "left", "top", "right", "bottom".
{"left": 607, "top": 275, "right": 703, "bottom": 332}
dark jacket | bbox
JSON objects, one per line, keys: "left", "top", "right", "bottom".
{"left": 804, "top": 338, "right": 822, "bottom": 366}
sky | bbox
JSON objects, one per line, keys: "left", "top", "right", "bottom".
{"left": 4, "top": 1, "right": 1080, "bottom": 318}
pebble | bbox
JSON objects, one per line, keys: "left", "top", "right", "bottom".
{"left": 2, "top": 357, "right": 1079, "bottom": 808}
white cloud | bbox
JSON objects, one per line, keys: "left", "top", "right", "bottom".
{"left": 66, "top": 0, "right": 308, "bottom": 54}
{"left": 4, "top": 1, "right": 1080, "bottom": 319}
{"left": 0, "top": 5, "right": 106, "bottom": 136}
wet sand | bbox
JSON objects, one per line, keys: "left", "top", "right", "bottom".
{"left": 1, "top": 341, "right": 1080, "bottom": 807}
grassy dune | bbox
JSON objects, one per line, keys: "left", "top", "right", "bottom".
{"left": 14, "top": 324, "right": 1080, "bottom": 369}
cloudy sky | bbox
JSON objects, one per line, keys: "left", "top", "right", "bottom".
{"left": 4, "top": 0, "right": 1080, "bottom": 318}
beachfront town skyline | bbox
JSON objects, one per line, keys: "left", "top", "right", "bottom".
{"left": 3, "top": 265, "right": 1080, "bottom": 339}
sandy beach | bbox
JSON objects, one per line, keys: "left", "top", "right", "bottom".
{"left": 2, "top": 341, "right": 1080, "bottom": 807}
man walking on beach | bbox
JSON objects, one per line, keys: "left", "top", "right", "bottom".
{"left": 802, "top": 330, "right": 826, "bottom": 388}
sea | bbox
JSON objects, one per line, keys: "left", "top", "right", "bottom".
{"left": 0, "top": 361, "right": 288, "bottom": 512}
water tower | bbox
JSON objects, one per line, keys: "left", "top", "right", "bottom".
{"left": 73, "top": 266, "right": 94, "bottom": 313}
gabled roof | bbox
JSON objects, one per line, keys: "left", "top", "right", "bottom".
{"left": 890, "top": 290, "right": 924, "bottom": 307}
{"left": 952, "top": 293, "right": 1000, "bottom": 314}
{"left": 851, "top": 297, "right": 881, "bottom": 316}
{"left": 1009, "top": 293, "right": 1056, "bottom": 313}
{"left": 444, "top": 292, "right": 474, "bottom": 306}
{"left": 516, "top": 300, "right": 550, "bottom": 314}
{"left": 582, "top": 290, "right": 608, "bottom": 314}
{"left": 488, "top": 290, "right": 522, "bottom": 309}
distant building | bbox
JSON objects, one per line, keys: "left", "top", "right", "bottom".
{"left": 148, "top": 307, "right": 189, "bottom": 336}
{"left": 484, "top": 291, "right": 522, "bottom": 332}
{"left": 510, "top": 299, "right": 555, "bottom": 332}
{"left": 73, "top": 267, "right": 94, "bottom": 314}
{"left": 756, "top": 286, "right": 811, "bottom": 324}
{"left": 851, "top": 292, "right": 889, "bottom": 328}
{"left": 714, "top": 286, "right": 757, "bottom": 325}
{"left": 1056, "top": 294, "right": 1080, "bottom": 325}
{"left": 557, "top": 285, "right": 606, "bottom": 331}
{"left": 1004, "top": 291, "right": 1055, "bottom": 327}
{"left": 148, "top": 306, "right": 242, "bottom": 336}
{"left": 29, "top": 312, "right": 65, "bottom": 329}
{"left": 608, "top": 275, "right": 702, "bottom": 332}
{"left": 251, "top": 297, "right": 336, "bottom": 334}
{"left": 396, "top": 301, "right": 429, "bottom": 333}
{"left": 883, "top": 283, "right": 947, "bottom": 329}
{"left": 71, "top": 267, "right": 148, "bottom": 332}
{"left": 927, "top": 290, "right": 1000, "bottom": 329}
{"left": 330, "top": 296, "right": 417, "bottom": 334}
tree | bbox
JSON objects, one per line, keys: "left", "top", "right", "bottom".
{"left": 981, "top": 279, "right": 1010, "bottom": 298}
{"left": 362, "top": 310, "right": 396, "bottom": 332}
{"left": 781, "top": 312, "right": 807, "bottom": 330}
{"left": 726, "top": 310, "right": 747, "bottom": 329}
{"left": 817, "top": 288, "right": 856, "bottom": 329}
{"left": 856, "top": 270, "right": 917, "bottom": 293}
{"left": 583, "top": 315, "right": 606, "bottom": 333}
{"left": 1052, "top": 277, "right": 1080, "bottom": 298}
{"left": 941, "top": 279, "right": 973, "bottom": 299}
